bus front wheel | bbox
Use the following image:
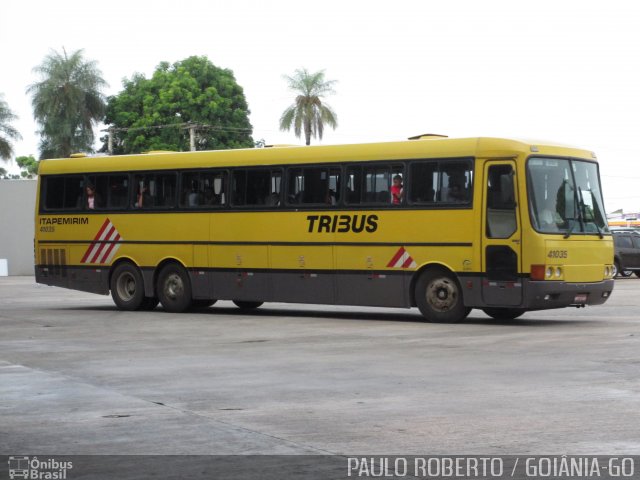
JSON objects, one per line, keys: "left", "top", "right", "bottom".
{"left": 482, "top": 308, "right": 525, "bottom": 320}
{"left": 415, "top": 269, "right": 470, "bottom": 323}
{"left": 110, "top": 263, "right": 145, "bottom": 311}
{"left": 157, "top": 263, "right": 193, "bottom": 313}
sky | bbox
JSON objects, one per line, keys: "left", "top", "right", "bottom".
{"left": 2, "top": 0, "right": 640, "bottom": 212}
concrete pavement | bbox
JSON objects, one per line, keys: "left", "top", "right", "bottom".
{"left": 1, "top": 276, "right": 639, "bottom": 455}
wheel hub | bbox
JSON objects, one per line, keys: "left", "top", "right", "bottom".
{"left": 164, "top": 273, "right": 183, "bottom": 300}
{"left": 116, "top": 272, "right": 136, "bottom": 301}
{"left": 426, "top": 277, "right": 458, "bottom": 312}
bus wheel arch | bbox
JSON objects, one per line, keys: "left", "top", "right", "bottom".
{"left": 109, "top": 259, "right": 146, "bottom": 311}
{"left": 411, "top": 263, "right": 470, "bottom": 323}
{"left": 409, "top": 263, "right": 457, "bottom": 306}
{"left": 155, "top": 259, "right": 193, "bottom": 313}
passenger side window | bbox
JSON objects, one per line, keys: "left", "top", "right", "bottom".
{"left": 346, "top": 165, "right": 403, "bottom": 205}
{"left": 232, "top": 169, "right": 281, "bottom": 207}
{"left": 132, "top": 173, "right": 177, "bottom": 209}
{"left": 287, "top": 167, "right": 341, "bottom": 205}
{"left": 409, "top": 162, "right": 438, "bottom": 203}
{"left": 345, "top": 167, "right": 363, "bottom": 205}
{"left": 486, "top": 164, "right": 517, "bottom": 239}
{"left": 87, "top": 174, "right": 129, "bottom": 210}
{"left": 439, "top": 163, "right": 473, "bottom": 203}
{"left": 43, "top": 175, "right": 84, "bottom": 211}
{"left": 180, "top": 171, "right": 227, "bottom": 208}
{"left": 409, "top": 160, "right": 473, "bottom": 205}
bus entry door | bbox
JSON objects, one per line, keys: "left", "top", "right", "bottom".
{"left": 481, "top": 160, "right": 522, "bottom": 306}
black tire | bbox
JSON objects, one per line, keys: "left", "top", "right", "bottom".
{"left": 414, "top": 269, "right": 470, "bottom": 323}
{"left": 613, "top": 260, "right": 620, "bottom": 278}
{"left": 157, "top": 263, "right": 193, "bottom": 313}
{"left": 636, "top": 272, "right": 640, "bottom": 279}
{"left": 482, "top": 308, "right": 526, "bottom": 320}
{"left": 139, "top": 297, "right": 160, "bottom": 311}
{"left": 191, "top": 299, "right": 217, "bottom": 309}
{"left": 110, "top": 263, "right": 145, "bottom": 311}
{"left": 233, "top": 300, "right": 263, "bottom": 310}
{"left": 621, "top": 270, "right": 633, "bottom": 278}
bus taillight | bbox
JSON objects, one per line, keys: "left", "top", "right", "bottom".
{"left": 531, "top": 264, "right": 546, "bottom": 280}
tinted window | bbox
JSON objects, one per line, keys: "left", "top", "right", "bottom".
{"left": 180, "top": 171, "right": 227, "bottom": 208}
{"left": 43, "top": 176, "right": 84, "bottom": 210}
{"left": 409, "top": 162, "right": 438, "bottom": 203}
{"left": 633, "top": 236, "right": 640, "bottom": 249}
{"left": 132, "top": 173, "right": 177, "bottom": 209}
{"left": 287, "top": 167, "right": 341, "bottom": 205}
{"left": 346, "top": 165, "right": 403, "bottom": 205}
{"left": 86, "top": 174, "right": 129, "bottom": 210}
{"left": 409, "top": 160, "right": 473, "bottom": 205}
{"left": 232, "top": 169, "right": 281, "bottom": 206}
{"left": 615, "top": 235, "right": 633, "bottom": 248}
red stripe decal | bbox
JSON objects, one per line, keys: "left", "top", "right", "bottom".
{"left": 89, "top": 225, "right": 115, "bottom": 264}
{"left": 80, "top": 218, "right": 111, "bottom": 263}
{"left": 386, "top": 247, "right": 405, "bottom": 268}
{"left": 401, "top": 256, "right": 414, "bottom": 269}
{"left": 99, "top": 233, "right": 121, "bottom": 264}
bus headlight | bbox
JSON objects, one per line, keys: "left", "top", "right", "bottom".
{"left": 555, "top": 267, "right": 562, "bottom": 278}
{"left": 546, "top": 267, "right": 553, "bottom": 278}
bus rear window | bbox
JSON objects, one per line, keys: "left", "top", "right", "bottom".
{"left": 43, "top": 176, "right": 84, "bottom": 211}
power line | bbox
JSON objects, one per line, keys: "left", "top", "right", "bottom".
{"left": 100, "top": 123, "right": 252, "bottom": 134}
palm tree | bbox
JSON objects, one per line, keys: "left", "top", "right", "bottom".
{"left": 27, "top": 48, "right": 107, "bottom": 159}
{"left": 279, "top": 68, "right": 338, "bottom": 145}
{"left": 0, "top": 94, "right": 21, "bottom": 161}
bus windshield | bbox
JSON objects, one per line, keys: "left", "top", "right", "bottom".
{"left": 527, "top": 157, "right": 608, "bottom": 235}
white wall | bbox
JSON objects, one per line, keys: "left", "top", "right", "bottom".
{"left": 0, "top": 180, "right": 37, "bottom": 275}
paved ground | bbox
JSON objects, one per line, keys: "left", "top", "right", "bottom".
{"left": 1, "top": 276, "right": 639, "bottom": 455}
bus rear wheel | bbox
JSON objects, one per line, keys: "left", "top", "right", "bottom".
{"left": 233, "top": 300, "right": 263, "bottom": 310}
{"left": 415, "top": 269, "right": 470, "bottom": 323}
{"left": 110, "top": 263, "right": 146, "bottom": 311}
{"left": 482, "top": 308, "right": 525, "bottom": 320}
{"left": 157, "top": 263, "right": 193, "bottom": 313}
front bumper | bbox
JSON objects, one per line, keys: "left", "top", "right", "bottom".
{"left": 523, "top": 278, "right": 615, "bottom": 310}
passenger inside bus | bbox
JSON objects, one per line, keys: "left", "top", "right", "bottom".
{"left": 135, "top": 183, "right": 151, "bottom": 208}
{"left": 83, "top": 184, "right": 101, "bottom": 210}
{"left": 390, "top": 174, "right": 403, "bottom": 205}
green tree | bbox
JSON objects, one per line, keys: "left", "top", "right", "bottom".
{"left": 15, "top": 155, "right": 39, "bottom": 178}
{"left": 27, "top": 48, "right": 107, "bottom": 159}
{"left": 103, "top": 56, "right": 253, "bottom": 154}
{"left": 279, "top": 68, "right": 338, "bottom": 145}
{"left": 0, "top": 94, "right": 22, "bottom": 161}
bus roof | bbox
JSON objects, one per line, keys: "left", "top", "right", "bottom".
{"left": 37, "top": 137, "right": 597, "bottom": 175}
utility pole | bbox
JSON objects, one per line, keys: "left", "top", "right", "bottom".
{"left": 189, "top": 124, "right": 196, "bottom": 151}
{"left": 107, "top": 128, "right": 114, "bottom": 155}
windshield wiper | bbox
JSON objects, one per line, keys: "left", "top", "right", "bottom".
{"left": 564, "top": 188, "right": 583, "bottom": 239}
{"left": 576, "top": 186, "right": 604, "bottom": 239}
{"left": 592, "top": 221, "right": 604, "bottom": 239}
{"left": 563, "top": 218, "right": 579, "bottom": 239}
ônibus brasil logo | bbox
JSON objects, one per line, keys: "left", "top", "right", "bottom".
{"left": 8, "top": 456, "right": 73, "bottom": 479}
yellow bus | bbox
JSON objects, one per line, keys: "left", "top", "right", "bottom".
{"left": 34, "top": 136, "right": 615, "bottom": 322}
